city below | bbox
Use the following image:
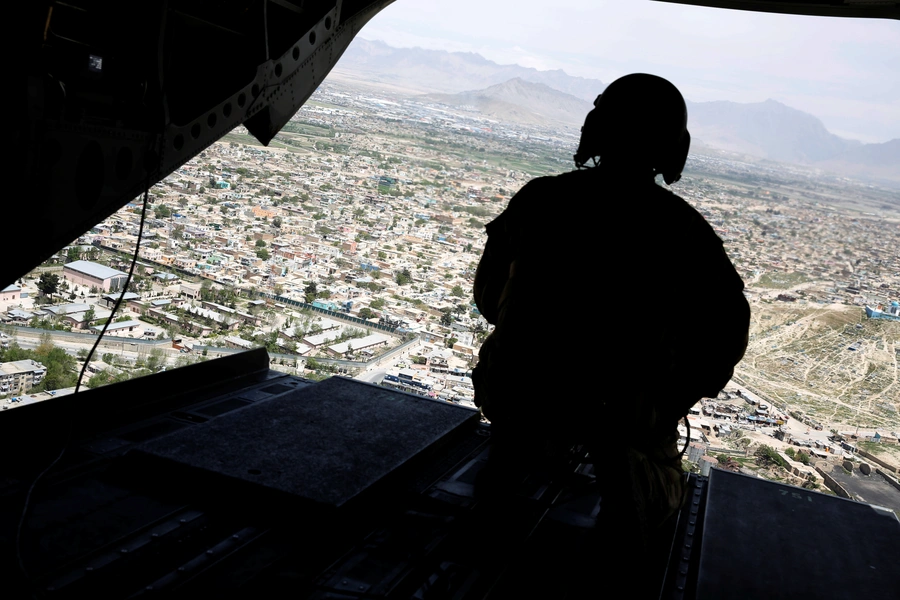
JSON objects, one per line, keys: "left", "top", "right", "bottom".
{"left": 2, "top": 75, "right": 899, "bottom": 515}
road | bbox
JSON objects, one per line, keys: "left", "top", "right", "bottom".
{"left": 13, "top": 335, "right": 182, "bottom": 366}
{"left": 8, "top": 326, "right": 421, "bottom": 384}
{"left": 356, "top": 369, "right": 386, "bottom": 384}
{"left": 829, "top": 468, "right": 900, "bottom": 512}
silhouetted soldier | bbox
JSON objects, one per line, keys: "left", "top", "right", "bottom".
{"left": 471, "top": 73, "right": 750, "bottom": 589}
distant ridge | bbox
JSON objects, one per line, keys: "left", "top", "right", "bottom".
{"left": 687, "top": 99, "right": 857, "bottom": 163}
{"left": 424, "top": 78, "right": 593, "bottom": 127}
{"left": 685, "top": 99, "right": 899, "bottom": 182}
{"left": 336, "top": 38, "right": 605, "bottom": 101}
{"left": 337, "top": 39, "right": 899, "bottom": 184}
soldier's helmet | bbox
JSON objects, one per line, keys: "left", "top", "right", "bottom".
{"left": 574, "top": 73, "right": 690, "bottom": 185}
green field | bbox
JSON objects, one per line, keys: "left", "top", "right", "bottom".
{"left": 757, "top": 271, "right": 811, "bottom": 289}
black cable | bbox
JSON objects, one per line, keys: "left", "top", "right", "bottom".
{"left": 681, "top": 415, "right": 691, "bottom": 459}
{"left": 15, "top": 176, "right": 152, "bottom": 590}
{"left": 74, "top": 183, "right": 151, "bottom": 393}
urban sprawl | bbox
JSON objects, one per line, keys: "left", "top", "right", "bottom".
{"left": 1, "top": 78, "right": 898, "bottom": 505}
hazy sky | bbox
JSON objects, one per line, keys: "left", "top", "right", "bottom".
{"left": 357, "top": 0, "right": 900, "bottom": 143}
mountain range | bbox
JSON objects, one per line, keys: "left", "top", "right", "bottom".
{"left": 335, "top": 39, "right": 899, "bottom": 184}
{"left": 423, "top": 78, "right": 594, "bottom": 128}
{"left": 336, "top": 39, "right": 602, "bottom": 101}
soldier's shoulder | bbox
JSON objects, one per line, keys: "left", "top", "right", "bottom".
{"left": 499, "top": 174, "right": 568, "bottom": 219}
{"left": 649, "top": 185, "right": 714, "bottom": 229}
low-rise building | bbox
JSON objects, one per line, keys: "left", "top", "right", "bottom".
{"left": 63, "top": 260, "right": 128, "bottom": 292}
{"left": 175, "top": 257, "right": 197, "bottom": 270}
{"left": 428, "top": 356, "right": 449, "bottom": 374}
{"left": 63, "top": 308, "right": 112, "bottom": 330}
{"left": 152, "top": 272, "right": 180, "bottom": 283}
{"left": 185, "top": 305, "right": 239, "bottom": 330}
{"left": 326, "top": 333, "right": 389, "bottom": 357}
{"left": 0, "top": 359, "right": 46, "bottom": 395}
{"left": 180, "top": 283, "right": 202, "bottom": 300}
{"left": 303, "top": 331, "right": 342, "bottom": 348}
{"left": 91, "top": 320, "right": 143, "bottom": 337}
{"left": 101, "top": 292, "right": 140, "bottom": 308}
{"left": 451, "top": 342, "right": 475, "bottom": 357}
{"left": 42, "top": 303, "right": 91, "bottom": 317}
{"left": 1, "top": 285, "right": 22, "bottom": 302}
{"left": 5, "top": 309, "right": 35, "bottom": 324}
{"left": 223, "top": 336, "right": 255, "bottom": 350}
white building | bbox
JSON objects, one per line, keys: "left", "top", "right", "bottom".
{"left": 0, "top": 359, "right": 46, "bottom": 395}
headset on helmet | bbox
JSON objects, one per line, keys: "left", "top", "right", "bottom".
{"left": 573, "top": 73, "right": 690, "bottom": 185}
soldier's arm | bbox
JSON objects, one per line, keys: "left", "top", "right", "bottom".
{"left": 473, "top": 178, "right": 545, "bottom": 325}
{"left": 474, "top": 235, "right": 508, "bottom": 325}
